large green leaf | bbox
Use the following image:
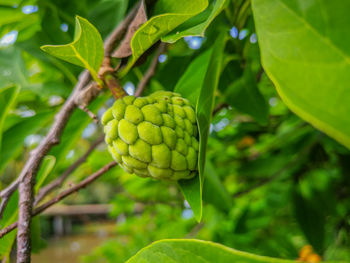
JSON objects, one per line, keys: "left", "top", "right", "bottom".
{"left": 126, "top": 239, "right": 345, "bottom": 263}
{"left": 0, "top": 86, "right": 19, "bottom": 155}
{"left": 162, "top": 0, "right": 227, "bottom": 43}
{"left": 252, "top": 0, "right": 350, "bottom": 148}
{"left": 119, "top": 0, "right": 208, "bottom": 77}
{"left": 225, "top": 66, "right": 268, "bottom": 125}
{"left": 178, "top": 33, "right": 226, "bottom": 222}
{"left": 174, "top": 48, "right": 212, "bottom": 106}
{"left": 0, "top": 111, "right": 53, "bottom": 172}
{"left": 41, "top": 16, "right": 104, "bottom": 84}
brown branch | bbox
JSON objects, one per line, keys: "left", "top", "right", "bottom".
{"left": 0, "top": 4, "right": 141, "bottom": 261}
{"left": 16, "top": 173, "right": 35, "bottom": 263}
{"left": 0, "top": 1, "right": 139, "bottom": 213}
{"left": 0, "top": 162, "right": 117, "bottom": 239}
{"left": 104, "top": 2, "right": 141, "bottom": 57}
{"left": 135, "top": 42, "right": 167, "bottom": 97}
{"left": 34, "top": 135, "right": 105, "bottom": 206}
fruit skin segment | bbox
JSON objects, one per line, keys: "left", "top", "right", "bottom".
{"left": 102, "top": 91, "right": 199, "bottom": 181}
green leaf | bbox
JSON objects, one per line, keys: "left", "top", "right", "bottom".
{"left": 225, "top": 66, "right": 268, "bottom": 125}
{"left": 0, "top": 111, "right": 53, "bottom": 172}
{"left": 0, "top": 48, "right": 31, "bottom": 90}
{"left": 203, "top": 160, "right": 232, "bottom": 212}
{"left": 35, "top": 155, "right": 56, "bottom": 194}
{"left": 178, "top": 33, "right": 226, "bottom": 222}
{"left": 31, "top": 217, "right": 46, "bottom": 253}
{"left": 88, "top": 0, "right": 129, "bottom": 38}
{"left": 162, "top": 0, "right": 228, "bottom": 43}
{"left": 119, "top": 0, "right": 208, "bottom": 77}
{"left": 0, "top": 7, "right": 26, "bottom": 26}
{"left": 41, "top": 16, "right": 103, "bottom": 84}
{"left": 0, "top": 86, "right": 19, "bottom": 155}
{"left": 252, "top": 0, "right": 350, "bottom": 148}
{"left": 174, "top": 48, "right": 212, "bottom": 106}
{"left": 0, "top": 190, "right": 18, "bottom": 258}
{"left": 292, "top": 187, "right": 325, "bottom": 254}
{"left": 126, "top": 239, "right": 345, "bottom": 263}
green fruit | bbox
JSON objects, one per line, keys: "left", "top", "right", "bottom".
{"left": 102, "top": 91, "right": 199, "bottom": 181}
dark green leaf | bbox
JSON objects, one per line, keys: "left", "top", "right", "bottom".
{"left": 225, "top": 67, "right": 268, "bottom": 125}
{"left": 203, "top": 160, "right": 232, "bottom": 212}
{"left": 293, "top": 187, "right": 325, "bottom": 254}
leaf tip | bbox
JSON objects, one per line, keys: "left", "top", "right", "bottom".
{"left": 40, "top": 45, "right": 49, "bottom": 52}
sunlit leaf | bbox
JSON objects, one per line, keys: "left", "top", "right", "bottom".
{"left": 118, "top": 0, "right": 208, "bottom": 77}
{"left": 126, "top": 239, "right": 345, "bottom": 263}
{"left": 252, "top": 0, "right": 350, "bottom": 148}
{"left": 163, "top": 0, "right": 228, "bottom": 43}
{"left": 41, "top": 16, "right": 103, "bottom": 84}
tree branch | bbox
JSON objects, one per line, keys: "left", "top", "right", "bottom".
{"left": 135, "top": 42, "right": 167, "bottom": 97}
{"left": 104, "top": 2, "right": 141, "bottom": 57}
{"left": 0, "top": 1, "right": 139, "bottom": 213}
{"left": 0, "top": 162, "right": 117, "bottom": 239}
{"left": 0, "top": 4, "right": 141, "bottom": 261}
{"left": 34, "top": 135, "right": 105, "bottom": 206}
{"left": 16, "top": 173, "right": 34, "bottom": 263}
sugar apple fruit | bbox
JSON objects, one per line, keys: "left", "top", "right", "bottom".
{"left": 102, "top": 91, "right": 199, "bottom": 181}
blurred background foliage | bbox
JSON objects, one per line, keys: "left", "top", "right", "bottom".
{"left": 0, "top": 0, "right": 349, "bottom": 262}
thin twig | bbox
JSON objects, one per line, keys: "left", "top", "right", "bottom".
{"left": 0, "top": 162, "right": 117, "bottom": 239}
{"left": 34, "top": 135, "right": 105, "bottom": 206}
{"left": 135, "top": 43, "right": 167, "bottom": 97}
{"left": 186, "top": 222, "right": 205, "bottom": 238}
{"left": 212, "top": 102, "right": 229, "bottom": 116}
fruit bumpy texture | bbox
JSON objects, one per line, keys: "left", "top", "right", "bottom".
{"left": 102, "top": 91, "right": 199, "bottom": 180}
